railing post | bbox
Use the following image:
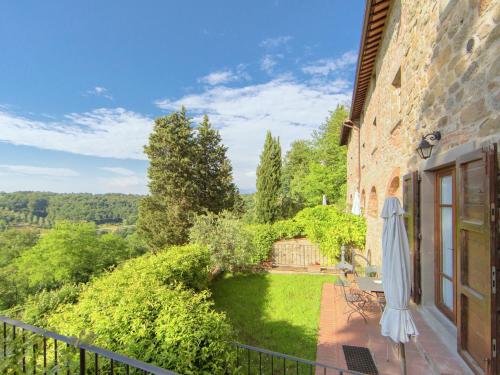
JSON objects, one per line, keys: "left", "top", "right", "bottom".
{"left": 3, "top": 322, "right": 6, "bottom": 358}
{"left": 247, "top": 348, "right": 250, "bottom": 375}
{"left": 22, "top": 328, "right": 26, "bottom": 373}
{"left": 43, "top": 337, "right": 47, "bottom": 374}
{"left": 80, "top": 348, "right": 86, "bottom": 375}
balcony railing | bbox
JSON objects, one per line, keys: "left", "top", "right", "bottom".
{"left": 1, "top": 315, "right": 363, "bottom": 375}
{"left": 0, "top": 315, "right": 178, "bottom": 374}
{"left": 233, "top": 343, "right": 366, "bottom": 375}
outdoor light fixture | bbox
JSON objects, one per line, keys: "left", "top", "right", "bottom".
{"left": 416, "top": 131, "right": 441, "bottom": 160}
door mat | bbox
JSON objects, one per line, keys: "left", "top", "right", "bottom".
{"left": 342, "top": 345, "right": 379, "bottom": 374}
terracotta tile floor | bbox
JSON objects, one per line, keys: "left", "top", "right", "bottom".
{"left": 315, "top": 283, "right": 472, "bottom": 375}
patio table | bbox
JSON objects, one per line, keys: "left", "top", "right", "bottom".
{"left": 356, "top": 276, "right": 384, "bottom": 293}
{"left": 355, "top": 276, "right": 385, "bottom": 311}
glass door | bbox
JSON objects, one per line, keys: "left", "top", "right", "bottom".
{"left": 435, "top": 167, "right": 456, "bottom": 321}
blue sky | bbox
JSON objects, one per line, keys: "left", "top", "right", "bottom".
{"left": 0, "top": 1, "right": 364, "bottom": 194}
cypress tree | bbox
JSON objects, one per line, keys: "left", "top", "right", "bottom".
{"left": 255, "top": 131, "right": 282, "bottom": 223}
{"left": 196, "top": 115, "right": 239, "bottom": 213}
{"left": 138, "top": 109, "right": 240, "bottom": 252}
{"left": 138, "top": 108, "right": 198, "bottom": 251}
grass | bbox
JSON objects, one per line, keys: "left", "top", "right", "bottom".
{"left": 211, "top": 272, "right": 336, "bottom": 361}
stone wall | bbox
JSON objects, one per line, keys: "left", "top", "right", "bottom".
{"left": 345, "top": 0, "right": 500, "bottom": 265}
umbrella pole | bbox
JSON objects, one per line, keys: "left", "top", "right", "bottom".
{"left": 399, "top": 343, "right": 407, "bottom": 375}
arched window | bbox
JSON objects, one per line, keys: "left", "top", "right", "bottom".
{"left": 368, "top": 187, "right": 378, "bottom": 217}
{"left": 387, "top": 176, "right": 400, "bottom": 196}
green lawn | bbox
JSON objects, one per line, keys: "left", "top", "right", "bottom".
{"left": 211, "top": 272, "right": 336, "bottom": 361}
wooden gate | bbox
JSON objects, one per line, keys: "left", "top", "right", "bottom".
{"left": 270, "top": 241, "right": 332, "bottom": 267}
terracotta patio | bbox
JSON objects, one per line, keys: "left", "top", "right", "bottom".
{"left": 315, "top": 283, "right": 473, "bottom": 375}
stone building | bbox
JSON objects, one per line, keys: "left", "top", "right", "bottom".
{"left": 341, "top": 0, "right": 499, "bottom": 373}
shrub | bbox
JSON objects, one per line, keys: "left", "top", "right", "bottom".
{"left": 118, "top": 243, "right": 211, "bottom": 291}
{"left": 247, "top": 223, "right": 276, "bottom": 263}
{"left": 272, "top": 219, "right": 304, "bottom": 239}
{"left": 47, "top": 245, "right": 235, "bottom": 374}
{"left": 295, "top": 205, "right": 366, "bottom": 259}
{"left": 190, "top": 211, "right": 254, "bottom": 271}
{"left": 20, "top": 283, "right": 83, "bottom": 326}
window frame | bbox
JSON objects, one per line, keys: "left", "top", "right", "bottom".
{"left": 434, "top": 166, "right": 457, "bottom": 322}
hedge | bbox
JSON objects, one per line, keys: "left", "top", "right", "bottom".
{"left": 246, "top": 205, "right": 366, "bottom": 263}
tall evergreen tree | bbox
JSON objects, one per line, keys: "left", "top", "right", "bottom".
{"left": 138, "top": 108, "right": 198, "bottom": 251}
{"left": 196, "top": 115, "right": 239, "bottom": 213}
{"left": 138, "top": 109, "right": 240, "bottom": 251}
{"left": 255, "top": 131, "right": 282, "bottom": 223}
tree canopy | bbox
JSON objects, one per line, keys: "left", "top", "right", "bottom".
{"left": 138, "top": 109, "right": 239, "bottom": 251}
{"left": 281, "top": 106, "right": 348, "bottom": 215}
{"left": 0, "top": 192, "right": 140, "bottom": 227}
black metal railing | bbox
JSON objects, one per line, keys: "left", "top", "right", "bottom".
{"left": 233, "top": 343, "right": 366, "bottom": 375}
{"left": 0, "top": 316, "right": 178, "bottom": 374}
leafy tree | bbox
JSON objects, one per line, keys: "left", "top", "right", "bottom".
{"left": 0, "top": 229, "right": 39, "bottom": 309}
{"left": 281, "top": 140, "right": 314, "bottom": 217}
{"left": 255, "top": 131, "right": 282, "bottom": 223}
{"left": 0, "top": 229, "right": 39, "bottom": 268}
{"left": 196, "top": 115, "right": 239, "bottom": 213}
{"left": 282, "top": 106, "right": 348, "bottom": 212}
{"left": 15, "top": 221, "right": 128, "bottom": 294}
{"left": 190, "top": 211, "right": 254, "bottom": 271}
{"left": 312, "top": 105, "right": 348, "bottom": 204}
{"left": 28, "top": 196, "right": 48, "bottom": 217}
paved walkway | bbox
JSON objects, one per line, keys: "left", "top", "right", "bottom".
{"left": 315, "top": 283, "right": 471, "bottom": 375}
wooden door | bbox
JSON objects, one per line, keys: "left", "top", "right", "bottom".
{"left": 456, "top": 145, "right": 498, "bottom": 374}
{"left": 403, "top": 171, "right": 421, "bottom": 304}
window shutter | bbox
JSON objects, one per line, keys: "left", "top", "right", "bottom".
{"left": 403, "top": 171, "right": 421, "bottom": 304}
{"left": 456, "top": 144, "right": 497, "bottom": 374}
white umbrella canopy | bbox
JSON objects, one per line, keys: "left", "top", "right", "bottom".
{"left": 351, "top": 190, "right": 361, "bottom": 216}
{"left": 380, "top": 197, "right": 418, "bottom": 343}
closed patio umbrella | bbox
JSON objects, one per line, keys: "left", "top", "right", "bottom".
{"left": 380, "top": 197, "right": 418, "bottom": 374}
{"left": 351, "top": 190, "right": 361, "bottom": 215}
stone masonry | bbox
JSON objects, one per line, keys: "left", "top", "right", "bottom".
{"left": 346, "top": 0, "right": 500, "bottom": 265}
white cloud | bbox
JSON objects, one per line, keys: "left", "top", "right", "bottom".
{"left": 85, "top": 86, "right": 113, "bottom": 100}
{"left": 199, "top": 65, "right": 250, "bottom": 86}
{"left": 259, "top": 35, "right": 293, "bottom": 48}
{"left": 98, "top": 175, "right": 147, "bottom": 194}
{"left": 199, "top": 70, "right": 236, "bottom": 85}
{"left": 260, "top": 54, "right": 282, "bottom": 75}
{"left": 100, "top": 167, "right": 136, "bottom": 176}
{"left": 0, "top": 108, "right": 152, "bottom": 160}
{"left": 0, "top": 164, "right": 79, "bottom": 177}
{"left": 155, "top": 76, "right": 351, "bottom": 190}
{"left": 302, "top": 51, "right": 358, "bottom": 76}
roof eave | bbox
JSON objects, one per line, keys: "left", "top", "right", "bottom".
{"left": 340, "top": 0, "right": 392, "bottom": 146}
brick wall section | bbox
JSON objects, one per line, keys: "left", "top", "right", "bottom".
{"left": 346, "top": 0, "right": 500, "bottom": 264}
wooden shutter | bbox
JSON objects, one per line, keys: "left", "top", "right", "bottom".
{"left": 456, "top": 144, "right": 498, "bottom": 374}
{"left": 403, "top": 171, "right": 421, "bottom": 304}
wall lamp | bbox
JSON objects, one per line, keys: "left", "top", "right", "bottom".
{"left": 416, "top": 131, "right": 441, "bottom": 160}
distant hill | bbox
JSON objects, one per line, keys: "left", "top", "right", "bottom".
{"left": 0, "top": 192, "right": 141, "bottom": 228}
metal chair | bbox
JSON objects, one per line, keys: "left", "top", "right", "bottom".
{"left": 336, "top": 278, "right": 369, "bottom": 323}
{"left": 365, "top": 265, "right": 379, "bottom": 277}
